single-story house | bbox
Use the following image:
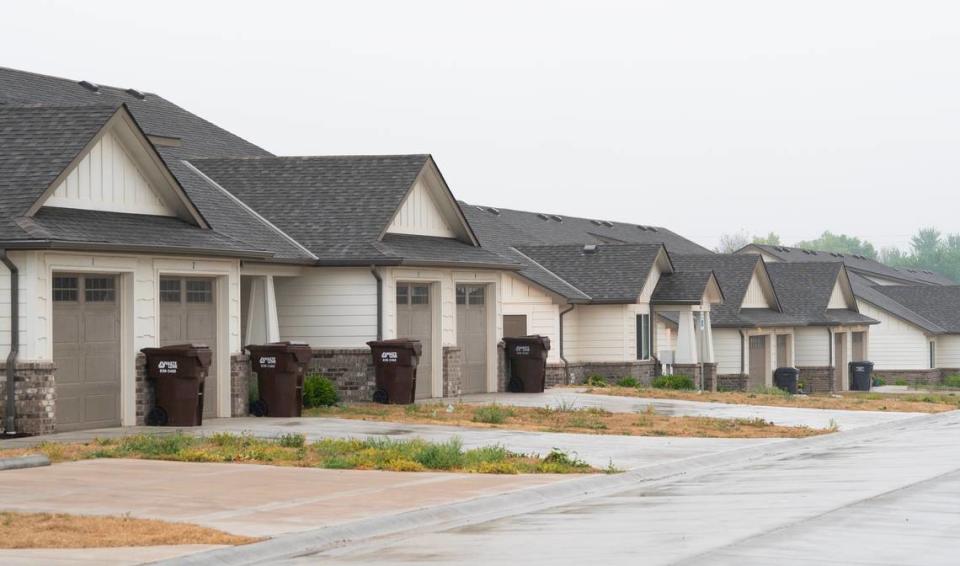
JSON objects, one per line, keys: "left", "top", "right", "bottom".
{"left": 739, "top": 244, "right": 960, "bottom": 384}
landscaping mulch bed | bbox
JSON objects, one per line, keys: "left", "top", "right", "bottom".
{"left": 0, "top": 511, "right": 259, "bottom": 549}
{"left": 578, "top": 386, "right": 960, "bottom": 413}
{"left": 305, "top": 402, "right": 827, "bottom": 438}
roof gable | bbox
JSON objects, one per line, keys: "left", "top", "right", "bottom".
{"left": 828, "top": 269, "right": 857, "bottom": 309}
{"left": 742, "top": 264, "right": 777, "bottom": 309}
{"left": 383, "top": 158, "right": 476, "bottom": 244}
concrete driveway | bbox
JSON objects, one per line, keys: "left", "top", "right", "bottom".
{"left": 449, "top": 389, "right": 924, "bottom": 430}
{"left": 284, "top": 410, "right": 960, "bottom": 566}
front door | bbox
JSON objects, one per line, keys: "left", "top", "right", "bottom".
{"left": 748, "top": 335, "right": 768, "bottom": 389}
{"left": 159, "top": 277, "right": 218, "bottom": 417}
{"left": 457, "top": 284, "right": 487, "bottom": 394}
{"left": 396, "top": 283, "right": 432, "bottom": 399}
{"left": 52, "top": 274, "right": 122, "bottom": 432}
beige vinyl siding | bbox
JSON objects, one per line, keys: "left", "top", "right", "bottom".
{"left": 936, "top": 336, "right": 960, "bottom": 368}
{"left": 714, "top": 328, "right": 743, "bottom": 374}
{"left": 500, "top": 274, "right": 560, "bottom": 363}
{"left": 827, "top": 280, "right": 848, "bottom": 309}
{"left": 794, "top": 326, "right": 831, "bottom": 366}
{"left": 44, "top": 130, "right": 173, "bottom": 217}
{"left": 387, "top": 178, "right": 457, "bottom": 238}
{"left": 858, "top": 301, "right": 930, "bottom": 370}
{"left": 564, "top": 303, "right": 646, "bottom": 363}
{"left": 275, "top": 268, "right": 377, "bottom": 347}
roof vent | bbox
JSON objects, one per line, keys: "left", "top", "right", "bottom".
{"left": 537, "top": 213, "right": 549, "bottom": 221}
{"left": 78, "top": 80, "right": 100, "bottom": 93}
{"left": 550, "top": 215, "right": 563, "bottom": 222}
{"left": 583, "top": 244, "right": 598, "bottom": 254}
{"left": 591, "top": 220, "right": 603, "bottom": 226}
{"left": 601, "top": 220, "right": 614, "bottom": 227}
{"left": 125, "top": 88, "right": 146, "bottom": 100}
{"left": 637, "top": 225, "right": 648, "bottom": 231}
{"left": 647, "top": 226, "right": 658, "bottom": 232}
{"left": 485, "top": 206, "right": 501, "bottom": 215}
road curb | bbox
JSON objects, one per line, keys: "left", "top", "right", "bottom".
{"left": 152, "top": 410, "right": 951, "bottom": 565}
{"left": 0, "top": 454, "right": 50, "bottom": 471}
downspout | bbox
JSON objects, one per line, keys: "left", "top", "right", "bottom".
{"left": 559, "top": 304, "right": 575, "bottom": 382}
{"left": 1, "top": 251, "right": 18, "bottom": 435}
{"left": 738, "top": 329, "right": 746, "bottom": 375}
{"left": 370, "top": 266, "right": 383, "bottom": 341}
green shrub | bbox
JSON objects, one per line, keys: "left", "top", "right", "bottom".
{"left": 652, "top": 374, "right": 695, "bottom": 390}
{"left": 873, "top": 376, "right": 887, "bottom": 387}
{"left": 278, "top": 433, "right": 306, "bottom": 449}
{"left": 943, "top": 374, "right": 960, "bottom": 388}
{"left": 585, "top": 375, "right": 608, "bottom": 387}
{"left": 616, "top": 377, "right": 639, "bottom": 388}
{"left": 472, "top": 404, "right": 515, "bottom": 424}
{"left": 303, "top": 374, "right": 339, "bottom": 408}
{"left": 894, "top": 378, "right": 908, "bottom": 386}
{"left": 414, "top": 438, "right": 464, "bottom": 470}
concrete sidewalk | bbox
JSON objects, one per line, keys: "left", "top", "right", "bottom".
{"left": 449, "top": 389, "right": 924, "bottom": 430}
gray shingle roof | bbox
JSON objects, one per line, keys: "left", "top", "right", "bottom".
{"left": 847, "top": 272, "right": 944, "bottom": 333}
{"left": 651, "top": 270, "right": 718, "bottom": 304}
{"left": 669, "top": 254, "right": 778, "bottom": 326}
{"left": 0, "top": 66, "right": 311, "bottom": 261}
{"left": 18, "top": 207, "right": 269, "bottom": 257}
{"left": 374, "top": 234, "right": 519, "bottom": 268}
{"left": 872, "top": 285, "right": 960, "bottom": 333}
{"left": 765, "top": 262, "right": 877, "bottom": 326}
{"left": 514, "top": 243, "right": 665, "bottom": 303}
{"left": 748, "top": 244, "right": 955, "bottom": 285}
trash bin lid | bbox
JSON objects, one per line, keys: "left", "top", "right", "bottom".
{"left": 141, "top": 343, "right": 212, "bottom": 368}
{"left": 367, "top": 339, "right": 423, "bottom": 357}
{"left": 504, "top": 335, "right": 551, "bottom": 350}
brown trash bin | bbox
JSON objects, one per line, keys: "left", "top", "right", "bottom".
{"left": 246, "top": 342, "right": 314, "bottom": 417}
{"left": 141, "top": 344, "right": 213, "bottom": 426}
{"left": 367, "top": 339, "right": 422, "bottom": 404}
{"left": 503, "top": 335, "right": 551, "bottom": 393}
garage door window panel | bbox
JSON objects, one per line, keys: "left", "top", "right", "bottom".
{"left": 53, "top": 276, "right": 79, "bottom": 302}
{"left": 85, "top": 277, "right": 116, "bottom": 303}
{"left": 186, "top": 280, "right": 213, "bottom": 304}
{"left": 160, "top": 279, "right": 181, "bottom": 303}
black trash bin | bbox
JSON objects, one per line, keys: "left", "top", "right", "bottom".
{"left": 246, "top": 342, "right": 314, "bottom": 417}
{"left": 503, "top": 335, "right": 552, "bottom": 393}
{"left": 773, "top": 367, "right": 800, "bottom": 394}
{"left": 849, "top": 361, "right": 874, "bottom": 391}
{"left": 141, "top": 343, "right": 213, "bottom": 426}
{"left": 367, "top": 339, "right": 422, "bottom": 404}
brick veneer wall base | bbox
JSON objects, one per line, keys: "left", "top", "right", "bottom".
{"left": 0, "top": 361, "right": 56, "bottom": 435}
{"left": 715, "top": 373, "right": 749, "bottom": 391}
{"left": 442, "top": 346, "right": 463, "bottom": 398}
{"left": 701, "top": 363, "right": 717, "bottom": 391}
{"left": 798, "top": 366, "right": 835, "bottom": 393}
{"left": 230, "top": 353, "right": 250, "bottom": 417}
{"left": 308, "top": 348, "right": 376, "bottom": 403}
{"left": 671, "top": 363, "right": 703, "bottom": 388}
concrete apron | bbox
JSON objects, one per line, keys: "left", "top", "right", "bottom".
{"left": 156, "top": 411, "right": 947, "bottom": 566}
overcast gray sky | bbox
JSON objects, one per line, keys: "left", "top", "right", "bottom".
{"left": 5, "top": 0, "right": 959, "bottom": 250}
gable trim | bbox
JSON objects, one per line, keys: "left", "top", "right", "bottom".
{"left": 25, "top": 105, "right": 208, "bottom": 228}
{"left": 377, "top": 156, "right": 479, "bottom": 246}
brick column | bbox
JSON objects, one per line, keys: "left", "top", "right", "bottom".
{"left": 672, "top": 363, "right": 703, "bottom": 387}
{"left": 135, "top": 353, "right": 153, "bottom": 425}
{"left": 230, "top": 353, "right": 250, "bottom": 417}
{"left": 442, "top": 346, "right": 463, "bottom": 398}
{"left": 0, "top": 361, "right": 56, "bottom": 435}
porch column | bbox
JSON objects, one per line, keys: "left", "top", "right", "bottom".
{"left": 675, "top": 309, "right": 698, "bottom": 364}
{"left": 264, "top": 275, "right": 280, "bottom": 343}
{"left": 700, "top": 311, "right": 715, "bottom": 364}
{"left": 244, "top": 276, "right": 281, "bottom": 345}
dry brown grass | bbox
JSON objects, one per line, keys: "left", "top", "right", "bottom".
{"left": 306, "top": 402, "right": 826, "bottom": 438}
{"left": 579, "top": 386, "right": 960, "bottom": 413}
{"left": 0, "top": 511, "right": 260, "bottom": 549}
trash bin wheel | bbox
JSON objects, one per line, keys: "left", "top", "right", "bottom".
{"left": 250, "top": 399, "right": 268, "bottom": 417}
{"left": 372, "top": 388, "right": 389, "bottom": 404}
{"left": 146, "top": 407, "right": 168, "bottom": 427}
{"left": 508, "top": 376, "right": 523, "bottom": 393}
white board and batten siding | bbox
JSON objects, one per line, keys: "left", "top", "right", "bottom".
{"left": 858, "top": 301, "right": 931, "bottom": 370}
{"left": 43, "top": 130, "right": 174, "bottom": 217}
{"left": 387, "top": 179, "right": 457, "bottom": 238}
{"left": 741, "top": 271, "right": 774, "bottom": 309}
{"left": 274, "top": 268, "right": 378, "bottom": 348}
{"left": 827, "top": 280, "right": 849, "bottom": 309}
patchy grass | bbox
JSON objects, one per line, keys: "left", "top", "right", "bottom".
{"left": 0, "top": 433, "right": 596, "bottom": 475}
{"left": 305, "top": 402, "right": 825, "bottom": 438}
{"left": 0, "top": 511, "right": 259, "bottom": 549}
{"left": 579, "top": 386, "right": 960, "bottom": 413}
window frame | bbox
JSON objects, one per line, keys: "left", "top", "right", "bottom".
{"left": 636, "top": 313, "right": 652, "bottom": 360}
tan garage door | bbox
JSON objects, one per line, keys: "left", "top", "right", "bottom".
{"left": 396, "top": 283, "right": 432, "bottom": 399}
{"left": 457, "top": 284, "right": 487, "bottom": 394}
{"left": 53, "top": 274, "right": 121, "bottom": 432}
{"left": 748, "top": 335, "right": 768, "bottom": 389}
{"left": 159, "top": 277, "right": 218, "bottom": 417}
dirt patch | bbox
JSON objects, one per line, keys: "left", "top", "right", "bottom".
{"left": 578, "top": 386, "right": 960, "bottom": 413}
{"left": 305, "top": 402, "right": 827, "bottom": 438}
{"left": 0, "top": 511, "right": 259, "bottom": 549}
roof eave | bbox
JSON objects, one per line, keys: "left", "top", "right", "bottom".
{"left": 0, "top": 239, "right": 273, "bottom": 259}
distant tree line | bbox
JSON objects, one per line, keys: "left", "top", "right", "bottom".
{"left": 714, "top": 228, "right": 959, "bottom": 283}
